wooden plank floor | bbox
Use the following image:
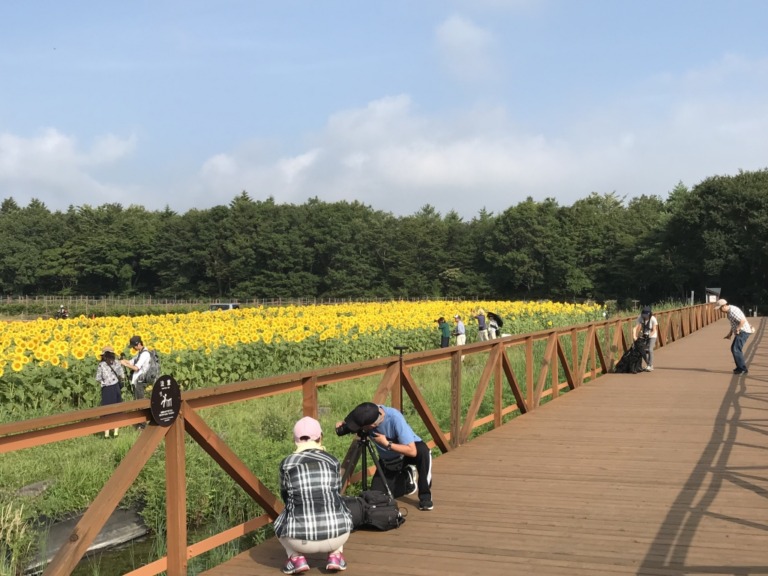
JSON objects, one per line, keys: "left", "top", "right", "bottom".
{"left": 201, "top": 318, "right": 768, "bottom": 576}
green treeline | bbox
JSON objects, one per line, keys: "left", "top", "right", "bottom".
{"left": 1, "top": 168, "right": 767, "bottom": 306}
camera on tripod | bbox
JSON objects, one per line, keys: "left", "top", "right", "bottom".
{"left": 336, "top": 402, "right": 381, "bottom": 437}
{"left": 335, "top": 421, "right": 366, "bottom": 437}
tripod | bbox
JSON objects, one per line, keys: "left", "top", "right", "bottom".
{"left": 356, "top": 433, "right": 395, "bottom": 499}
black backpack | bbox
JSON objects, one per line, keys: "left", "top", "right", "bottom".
{"left": 342, "top": 490, "right": 405, "bottom": 531}
{"left": 139, "top": 348, "right": 161, "bottom": 384}
{"left": 614, "top": 340, "right": 646, "bottom": 374}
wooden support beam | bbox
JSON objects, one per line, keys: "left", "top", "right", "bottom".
{"left": 44, "top": 425, "right": 167, "bottom": 576}
{"left": 183, "top": 405, "right": 282, "bottom": 518}
{"left": 166, "top": 414, "right": 187, "bottom": 576}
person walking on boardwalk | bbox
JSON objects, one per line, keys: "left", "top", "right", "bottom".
{"left": 716, "top": 298, "right": 754, "bottom": 375}
{"left": 274, "top": 417, "right": 353, "bottom": 574}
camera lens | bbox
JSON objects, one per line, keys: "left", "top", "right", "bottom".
{"left": 335, "top": 422, "right": 350, "bottom": 436}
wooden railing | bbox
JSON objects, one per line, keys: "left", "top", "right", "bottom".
{"left": 0, "top": 303, "right": 721, "bottom": 576}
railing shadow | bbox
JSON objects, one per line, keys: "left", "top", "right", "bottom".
{"left": 638, "top": 317, "right": 768, "bottom": 575}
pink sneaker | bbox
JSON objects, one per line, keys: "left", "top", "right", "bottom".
{"left": 282, "top": 555, "right": 309, "bottom": 574}
{"left": 326, "top": 552, "right": 347, "bottom": 571}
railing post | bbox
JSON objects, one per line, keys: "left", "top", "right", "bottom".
{"left": 493, "top": 345, "right": 503, "bottom": 427}
{"left": 450, "top": 350, "right": 461, "bottom": 448}
{"left": 525, "top": 336, "right": 533, "bottom": 409}
{"left": 301, "top": 376, "right": 318, "bottom": 418}
{"left": 166, "top": 414, "right": 188, "bottom": 576}
{"left": 571, "top": 329, "right": 580, "bottom": 387}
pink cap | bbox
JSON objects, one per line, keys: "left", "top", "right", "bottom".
{"left": 293, "top": 416, "right": 322, "bottom": 442}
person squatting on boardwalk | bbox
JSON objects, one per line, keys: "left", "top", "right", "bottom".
{"left": 274, "top": 417, "right": 353, "bottom": 574}
{"left": 632, "top": 306, "right": 658, "bottom": 371}
{"left": 96, "top": 345, "right": 124, "bottom": 438}
{"left": 716, "top": 298, "right": 754, "bottom": 375}
{"left": 337, "top": 402, "right": 434, "bottom": 511}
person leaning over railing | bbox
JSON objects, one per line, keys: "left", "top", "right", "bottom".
{"left": 716, "top": 298, "right": 754, "bottom": 375}
{"left": 273, "top": 417, "right": 353, "bottom": 575}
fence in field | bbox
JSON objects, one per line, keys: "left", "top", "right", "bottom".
{"left": 0, "top": 295, "right": 468, "bottom": 317}
{"left": 0, "top": 303, "right": 721, "bottom": 576}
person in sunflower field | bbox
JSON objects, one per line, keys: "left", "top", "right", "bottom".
{"left": 452, "top": 314, "right": 466, "bottom": 346}
{"left": 96, "top": 345, "right": 124, "bottom": 438}
{"left": 436, "top": 316, "right": 452, "bottom": 348}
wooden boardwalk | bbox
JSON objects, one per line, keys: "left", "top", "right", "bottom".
{"left": 201, "top": 318, "right": 768, "bottom": 576}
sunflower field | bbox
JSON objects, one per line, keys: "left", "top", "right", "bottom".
{"left": 0, "top": 300, "right": 603, "bottom": 417}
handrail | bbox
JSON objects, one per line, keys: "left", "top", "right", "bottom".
{"left": 0, "top": 303, "right": 721, "bottom": 576}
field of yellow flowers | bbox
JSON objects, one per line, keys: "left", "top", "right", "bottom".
{"left": 0, "top": 300, "right": 602, "bottom": 417}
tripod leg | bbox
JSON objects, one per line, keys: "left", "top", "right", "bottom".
{"left": 365, "top": 439, "right": 396, "bottom": 501}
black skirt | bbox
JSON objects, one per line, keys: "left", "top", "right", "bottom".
{"left": 101, "top": 384, "right": 122, "bottom": 406}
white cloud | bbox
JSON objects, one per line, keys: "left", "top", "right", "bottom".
{"left": 192, "top": 52, "right": 768, "bottom": 216}
{"left": 3, "top": 53, "right": 768, "bottom": 218}
{"left": 434, "top": 15, "right": 497, "bottom": 83}
{"left": 0, "top": 129, "right": 136, "bottom": 207}
{"left": 277, "top": 149, "right": 320, "bottom": 184}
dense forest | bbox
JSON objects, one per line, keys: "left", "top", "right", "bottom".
{"left": 1, "top": 169, "right": 766, "bottom": 308}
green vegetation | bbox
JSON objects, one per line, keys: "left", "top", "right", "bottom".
{"left": 1, "top": 168, "right": 767, "bottom": 306}
{"left": 1, "top": 326, "right": 600, "bottom": 575}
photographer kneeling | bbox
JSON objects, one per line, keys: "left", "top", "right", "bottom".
{"left": 337, "top": 402, "right": 434, "bottom": 511}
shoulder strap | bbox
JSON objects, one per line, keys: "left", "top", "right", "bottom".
{"left": 104, "top": 361, "right": 123, "bottom": 382}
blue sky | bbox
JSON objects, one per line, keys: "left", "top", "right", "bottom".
{"left": 1, "top": 0, "right": 767, "bottom": 218}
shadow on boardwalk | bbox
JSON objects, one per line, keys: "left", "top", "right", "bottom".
{"left": 639, "top": 320, "right": 768, "bottom": 576}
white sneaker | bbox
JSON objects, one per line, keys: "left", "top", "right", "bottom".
{"left": 646, "top": 366, "right": 654, "bottom": 372}
{"left": 406, "top": 465, "right": 418, "bottom": 495}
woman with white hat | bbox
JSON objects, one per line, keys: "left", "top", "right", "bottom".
{"left": 95, "top": 346, "right": 125, "bottom": 438}
{"left": 273, "top": 416, "right": 353, "bottom": 574}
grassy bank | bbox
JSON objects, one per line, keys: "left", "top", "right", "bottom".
{"left": 3, "top": 342, "right": 547, "bottom": 574}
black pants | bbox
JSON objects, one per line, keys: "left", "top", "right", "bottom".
{"left": 372, "top": 441, "right": 432, "bottom": 502}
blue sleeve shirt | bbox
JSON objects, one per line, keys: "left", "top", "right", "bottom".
{"left": 372, "top": 405, "right": 421, "bottom": 459}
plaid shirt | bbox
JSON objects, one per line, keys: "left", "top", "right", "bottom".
{"left": 273, "top": 448, "right": 352, "bottom": 540}
{"left": 727, "top": 305, "right": 754, "bottom": 334}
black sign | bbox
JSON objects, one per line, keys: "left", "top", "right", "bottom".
{"left": 150, "top": 375, "right": 181, "bottom": 427}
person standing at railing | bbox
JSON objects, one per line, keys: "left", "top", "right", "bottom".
{"left": 274, "top": 417, "right": 353, "bottom": 574}
{"left": 632, "top": 306, "right": 658, "bottom": 372}
{"left": 96, "top": 346, "right": 124, "bottom": 438}
{"left": 716, "top": 298, "right": 754, "bottom": 375}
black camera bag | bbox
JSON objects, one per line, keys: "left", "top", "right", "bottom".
{"left": 342, "top": 490, "right": 405, "bottom": 531}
